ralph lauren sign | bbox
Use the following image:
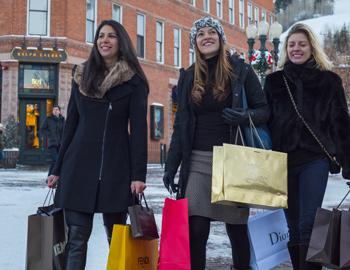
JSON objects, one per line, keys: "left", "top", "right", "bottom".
{"left": 248, "top": 210, "right": 290, "bottom": 270}
{"left": 11, "top": 48, "right": 67, "bottom": 63}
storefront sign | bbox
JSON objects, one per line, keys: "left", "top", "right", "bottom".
{"left": 11, "top": 48, "right": 67, "bottom": 63}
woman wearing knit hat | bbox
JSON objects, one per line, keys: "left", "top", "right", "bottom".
{"left": 163, "top": 16, "right": 269, "bottom": 270}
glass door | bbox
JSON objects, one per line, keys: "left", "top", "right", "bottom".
{"left": 18, "top": 98, "right": 54, "bottom": 164}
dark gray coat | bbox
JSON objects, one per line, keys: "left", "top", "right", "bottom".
{"left": 40, "top": 115, "right": 65, "bottom": 148}
{"left": 52, "top": 74, "right": 148, "bottom": 213}
{"left": 165, "top": 57, "right": 270, "bottom": 198}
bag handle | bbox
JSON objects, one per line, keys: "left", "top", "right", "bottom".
{"left": 283, "top": 75, "right": 340, "bottom": 167}
{"left": 132, "top": 192, "right": 150, "bottom": 211}
{"left": 43, "top": 189, "right": 54, "bottom": 207}
{"left": 336, "top": 181, "right": 350, "bottom": 209}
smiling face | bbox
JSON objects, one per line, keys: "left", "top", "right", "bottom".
{"left": 287, "top": 32, "right": 312, "bottom": 65}
{"left": 196, "top": 26, "right": 220, "bottom": 59}
{"left": 97, "top": 25, "right": 119, "bottom": 65}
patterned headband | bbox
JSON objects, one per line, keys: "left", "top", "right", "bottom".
{"left": 189, "top": 16, "right": 227, "bottom": 48}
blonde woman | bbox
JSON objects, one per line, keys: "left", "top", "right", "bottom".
{"left": 264, "top": 23, "right": 350, "bottom": 270}
{"left": 163, "top": 16, "right": 269, "bottom": 270}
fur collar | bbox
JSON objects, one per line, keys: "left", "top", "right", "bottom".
{"left": 73, "top": 60, "right": 135, "bottom": 98}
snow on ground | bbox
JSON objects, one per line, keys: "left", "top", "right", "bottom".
{"left": 1, "top": 166, "right": 349, "bottom": 270}
{"left": 280, "top": 0, "right": 350, "bottom": 46}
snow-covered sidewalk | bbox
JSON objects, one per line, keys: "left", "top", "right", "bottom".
{"left": 0, "top": 166, "right": 349, "bottom": 269}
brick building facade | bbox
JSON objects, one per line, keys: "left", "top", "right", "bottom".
{"left": 0, "top": 0, "right": 274, "bottom": 164}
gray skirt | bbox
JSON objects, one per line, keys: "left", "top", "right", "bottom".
{"left": 185, "top": 150, "right": 249, "bottom": 224}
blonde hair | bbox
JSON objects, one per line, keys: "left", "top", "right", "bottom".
{"left": 279, "top": 23, "right": 333, "bottom": 70}
{"left": 192, "top": 39, "right": 232, "bottom": 104}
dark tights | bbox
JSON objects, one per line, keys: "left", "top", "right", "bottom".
{"left": 189, "top": 215, "right": 250, "bottom": 270}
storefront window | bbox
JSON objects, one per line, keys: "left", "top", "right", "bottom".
{"left": 19, "top": 64, "right": 57, "bottom": 94}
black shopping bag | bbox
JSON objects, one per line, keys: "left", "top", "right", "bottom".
{"left": 340, "top": 210, "right": 350, "bottom": 269}
{"left": 25, "top": 191, "right": 67, "bottom": 270}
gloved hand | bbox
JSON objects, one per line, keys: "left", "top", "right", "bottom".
{"left": 163, "top": 172, "right": 179, "bottom": 194}
{"left": 222, "top": 108, "right": 251, "bottom": 125}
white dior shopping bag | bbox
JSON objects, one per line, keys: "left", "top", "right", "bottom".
{"left": 248, "top": 209, "right": 290, "bottom": 270}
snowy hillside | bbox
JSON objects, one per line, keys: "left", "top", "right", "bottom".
{"left": 280, "top": 0, "right": 350, "bottom": 46}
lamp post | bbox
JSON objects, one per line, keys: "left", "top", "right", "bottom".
{"left": 245, "top": 21, "right": 283, "bottom": 85}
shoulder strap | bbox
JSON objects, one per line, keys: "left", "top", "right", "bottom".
{"left": 282, "top": 75, "right": 340, "bottom": 166}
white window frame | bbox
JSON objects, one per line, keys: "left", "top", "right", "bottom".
{"left": 228, "top": 0, "right": 234, "bottom": 25}
{"left": 112, "top": 3, "right": 122, "bottom": 24}
{"left": 216, "top": 0, "right": 222, "bottom": 18}
{"left": 247, "top": 2, "right": 253, "bottom": 25}
{"left": 173, "top": 28, "right": 181, "bottom": 67}
{"left": 156, "top": 21, "right": 164, "bottom": 64}
{"left": 86, "top": 0, "right": 97, "bottom": 44}
{"left": 190, "top": 0, "right": 196, "bottom": 6}
{"left": 239, "top": 0, "right": 245, "bottom": 29}
{"left": 189, "top": 43, "right": 195, "bottom": 66}
{"left": 203, "top": 0, "right": 210, "bottom": 13}
{"left": 27, "top": 0, "right": 51, "bottom": 36}
{"left": 254, "top": 6, "right": 259, "bottom": 27}
{"left": 262, "top": 9, "right": 267, "bottom": 22}
{"left": 136, "top": 13, "right": 146, "bottom": 59}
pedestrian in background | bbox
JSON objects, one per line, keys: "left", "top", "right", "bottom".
{"left": 264, "top": 23, "right": 350, "bottom": 270}
{"left": 40, "top": 105, "right": 65, "bottom": 176}
{"left": 163, "top": 16, "right": 269, "bottom": 270}
{"left": 47, "top": 19, "right": 149, "bottom": 270}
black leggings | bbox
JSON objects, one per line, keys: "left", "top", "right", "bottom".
{"left": 189, "top": 215, "right": 250, "bottom": 270}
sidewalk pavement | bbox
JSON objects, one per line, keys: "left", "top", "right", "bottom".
{"left": 0, "top": 165, "right": 349, "bottom": 269}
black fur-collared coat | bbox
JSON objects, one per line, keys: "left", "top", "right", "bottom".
{"left": 264, "top": 63, "right": 350, "bottom": 179}
{"left": 52, "top": 64, "right": 148, "bottom": 213}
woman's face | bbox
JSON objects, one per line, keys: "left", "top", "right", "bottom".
{"left": 97, "top": 25, "right": 119, "bottom": 63}
{"left": 196, "top": 27, "right": 220, "bottom": 59}
{"left": 287, "top": 32, "right": 312, "bottom": 65}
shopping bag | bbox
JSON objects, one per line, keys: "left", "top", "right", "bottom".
{"left": 248, "top": 210, "right": 290, "bottom": 270}
{"left": 157, "top": 198, "right": 191, "bottom": 270}
{"left": 340, "top": 210, "right": 350, "bottom": 269}
{"left": 306, "top": 207, "right": 341, "bottom": 269}
{"left": 211, "top": 143, "right": 288, "bottom": 209}
{"left": 106, "top": 224, "right": 158, "bottom": 270}
{"left": 25, "top": 204, "right": 66, "bottom": 270}
{"left": 128, "top": 193, "right": 159, "bottom": 240}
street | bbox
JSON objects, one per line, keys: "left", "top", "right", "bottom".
{"left": 0, "top": 165, "right": 349, "bottom": 270}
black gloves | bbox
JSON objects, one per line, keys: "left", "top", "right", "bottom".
{"left": 222, "top": 108, "right": 251, "bottom": 125}
{"left": 163, "top": 172, "right": 178, "bottom": 194}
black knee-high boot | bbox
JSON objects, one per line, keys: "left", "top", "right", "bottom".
{"left": 104, "top": 225, "right": 113, "bottom": 245}
{"left": 65, "top": 225, "right": 92, "bottom": 270}
{"left": 288, "top": 243, "right": 322, "bottom": 270}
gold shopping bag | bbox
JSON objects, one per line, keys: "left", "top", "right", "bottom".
{"left": 211, "top": 143, "right": 288, "bottom": 209}
{"left": 106, "top": 225, "right": 158, "bottom": 270}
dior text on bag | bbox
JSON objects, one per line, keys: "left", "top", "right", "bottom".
{"left": 128, "top": 192, "right": 159, "bottom": 240}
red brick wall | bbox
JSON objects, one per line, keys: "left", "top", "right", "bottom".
{"left": 0, "top": 0, "right": 275, "bottom": 163}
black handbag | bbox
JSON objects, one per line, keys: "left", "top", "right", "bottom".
{"left": 128, "top": 193, "right": 159, "bottom": 240}
{"left": 283, "top": 76, "right": 341, "bottom": 174}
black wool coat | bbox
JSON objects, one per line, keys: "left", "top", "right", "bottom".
{"left": 40, "top": 115, "right": 65, "bottom": 147}
{"left": 165, "top": 57, "right": 270, "bottom": 198}
{"left": 52, "top": 74, "right": 148, "bottom": 213}
{"left": 264, "top": 66, "right": 350, "bottom": 179}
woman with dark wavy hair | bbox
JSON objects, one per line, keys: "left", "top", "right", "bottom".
{"left": 163, "top": 16, "right": 269, "bottom": 270}
{"left": 47, "top": 20, "right": 149, "bottom": 270}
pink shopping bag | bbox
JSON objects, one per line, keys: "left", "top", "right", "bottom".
{"left": 157, "top": 198, "right": 191, "bottom": 270}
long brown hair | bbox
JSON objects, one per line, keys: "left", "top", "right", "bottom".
{"left": 192, "top": 39, "right": 232, "bottom": 104}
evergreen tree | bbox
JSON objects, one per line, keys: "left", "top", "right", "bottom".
{"left": 3, "top": 115, "right": 19, "bottom": 149}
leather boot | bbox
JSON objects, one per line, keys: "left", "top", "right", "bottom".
{"left": 299, "top": 244, "right": 322, "bottom": 270}
{"left": 65, "top": 225, "right": 92, "bottom": 270}
{"left": 288, "top": 243, "right": 300, "bottom": 269}
{"left": 104, "top": 225, "right": 113, "bottom": 245}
